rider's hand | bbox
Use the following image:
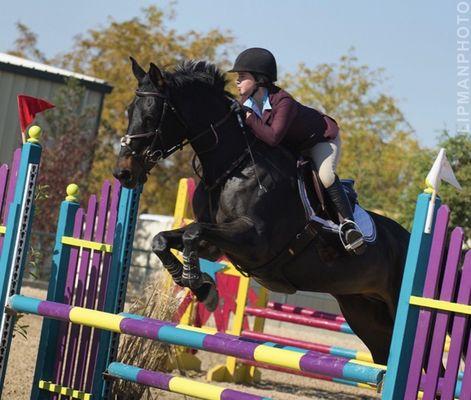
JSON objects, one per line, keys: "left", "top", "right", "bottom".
{"left": 246, "top": 111, "right": 252, "bottom": 119}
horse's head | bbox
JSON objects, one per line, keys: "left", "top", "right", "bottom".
{"left": 113, "top": 58, "right": 188, "bottom": 189}
{"left": 115, "top": 58, "right": 244, "bottom": 189}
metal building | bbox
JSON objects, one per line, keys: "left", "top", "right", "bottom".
{"left": 0, "top": 52, "right": 112, "bottom": 163}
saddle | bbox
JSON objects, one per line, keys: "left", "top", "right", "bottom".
{"left": 296, "top": 157, "right": 376, "bottom": 249}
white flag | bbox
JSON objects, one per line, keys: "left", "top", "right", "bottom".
{"left": 425, "top": 148, "right": 462, "bottom": 192}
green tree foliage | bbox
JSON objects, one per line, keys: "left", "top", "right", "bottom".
{"left": 56, "top": 5, "right": 235, "bottom": 214}
{"left": 436, "top": 132, "right": 471, "bottom": 238}
{"left": 10, "top": 5, "right": 235, "bottom": 214}
{"left": 282, "top": 51, "right": 422, "bottom": 222}
{"left": 389, "top": 131, "right": 470, "bottom": 235}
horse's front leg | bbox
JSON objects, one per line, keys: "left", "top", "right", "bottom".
{"left": 152, "top": 227, "right": 186, "bottom": 286}
{"left": 181, "top": 217, "right": 256, "bottom": 289}
{"left": 182, "top": 218, "right": 253, "bottom": 289}
{"left": 152, "top": 225, "right": 225, "bottom": 311}
{"left": 152, "top": 226, "right": 224, "bottom": 284}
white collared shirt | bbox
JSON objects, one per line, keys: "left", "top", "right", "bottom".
{"left": 242, "top": 88, "right": 272, "bottom": 118}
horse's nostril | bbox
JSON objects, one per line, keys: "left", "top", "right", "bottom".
{"left": 113, "top": 168, "right": 131, "bottom": 182}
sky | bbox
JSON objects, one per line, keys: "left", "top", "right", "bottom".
{"left": 1, "top": 0, "right": 468, "bottom": 147}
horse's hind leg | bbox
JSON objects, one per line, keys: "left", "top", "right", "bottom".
{"left": 335, "top": 294, "right": 394, "bottom": 365}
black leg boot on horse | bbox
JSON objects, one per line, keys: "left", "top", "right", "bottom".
{"left": 182, "top": 225, "right": 220, "bottom": 311}
{"left": 152, "top": 227, "right": 219, "bottom": 312}
{"left": 326, "top": 175, "right": 366, "bottom": 255}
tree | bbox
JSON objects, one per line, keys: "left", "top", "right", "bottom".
{"left": 8, "top": 22, "right": 47, "bottom": 63}
{"left": 56, "top": 5, "right": 235, "bottom": 214}
{"left": 387, "top": 131, "right": 470, "bottom": 235}
{"left": 436, "top": 132, "right": 471, "bottom": 238}
{"left": 281, "top": 51, "right": 422, "bottom": 223}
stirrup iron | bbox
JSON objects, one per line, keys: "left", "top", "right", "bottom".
{"left": 339, "top": 219, "right": 365, "bottom": 254}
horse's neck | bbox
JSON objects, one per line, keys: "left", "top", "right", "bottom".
{"left": 195, "top": 120, "right": 249, "bottom": 185}
{"left": 173, "top": 88, "right": 248, "bottom": 185}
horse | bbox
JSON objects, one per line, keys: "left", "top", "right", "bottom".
{"left": 113, "top": 57, "right": 410, "bottom": 365}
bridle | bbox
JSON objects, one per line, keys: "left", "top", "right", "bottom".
{"left": 120, "top": 89, "right": 234, "bottom": 173}
{"left": 120, "top": 88, "right": 266, "bottom": 193}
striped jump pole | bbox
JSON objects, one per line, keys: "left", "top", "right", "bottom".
{"left": 9, "top": 295, "right": 385, "bottom": 386}
{"left": 239, "top": 359, "right": 376, "bottom": 391}
{"left": 244, "top": 306, "right": 354, "bottom": 334}
{"left": 107, "top": 362, "right": 272, "bottom": 400}
{"left": 191, "top": 325, "right": 384, "bottom": 378}
{"left": 267, "top": 300, "right": 451, "bottom": 351}
{"left": 267, "top": 302, "right": 347, "bottom": 323}
{"left": 241, "top": 330, "right": 373, "bottom": 363}
{"left": 239, "top": 359, "right": 462, "bottom": 398}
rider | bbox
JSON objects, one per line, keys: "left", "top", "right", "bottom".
{"left": 228, "top": 47, "right": 365, "bottom": 255}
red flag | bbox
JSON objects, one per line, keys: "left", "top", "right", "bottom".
{"left": 17, "top": 95, "right": 55, "bottom": 141}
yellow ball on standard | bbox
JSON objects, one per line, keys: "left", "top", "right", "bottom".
{"left": 28, "top": 125, "right": 42, "bottom": 139}
{"left": 66, "top": 184, "right": 79, "bottom": 198}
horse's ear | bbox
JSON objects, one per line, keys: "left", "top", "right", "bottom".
{"left": 130, "top": 57, "right": 146, "bottom": 82}
{"left": 149, "top": 63, "right": 165, "bottom": 90}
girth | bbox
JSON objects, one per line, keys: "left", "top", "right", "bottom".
{"left": 227, "top": 222, "right": 319, "bottom": 294}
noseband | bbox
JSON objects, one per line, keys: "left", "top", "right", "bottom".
{"left": 120, "top": 90, "right": 234, "bottom": 172}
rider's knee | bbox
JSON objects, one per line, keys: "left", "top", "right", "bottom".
{"left": 318, "top": 167, "right": 336, "bottom": 188}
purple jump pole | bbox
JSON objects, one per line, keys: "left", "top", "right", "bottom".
{"left": 245, "top": 306, "right": 353, "bottom": 334}
{"left": 241, "top": 330, "right": 373, "bottom": 363}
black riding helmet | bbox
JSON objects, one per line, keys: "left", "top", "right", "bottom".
{"left": 228, "top": 48, "right": 277, "bottom": 82}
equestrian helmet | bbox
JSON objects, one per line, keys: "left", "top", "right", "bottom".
{"left": 228, "top": 48, "right": 277, "bottom": 82}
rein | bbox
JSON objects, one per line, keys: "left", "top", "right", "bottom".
{"left": 121, "top": 90, "right": 233, "bottom": 171}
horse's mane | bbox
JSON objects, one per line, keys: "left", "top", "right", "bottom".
{"left": 166, "top": 60, "right": 234, "bottom": 97}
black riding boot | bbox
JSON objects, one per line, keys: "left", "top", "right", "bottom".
{"left": 325, "top": 176, "right": 366, "bottom": 255}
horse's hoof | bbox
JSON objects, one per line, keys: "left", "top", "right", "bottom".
{"left": 193, "top": 273, "right": 219, "bottom": 312}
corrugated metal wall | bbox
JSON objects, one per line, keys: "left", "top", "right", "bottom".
{"left": 0, "top": 70, "right": 106, "bottom": 164}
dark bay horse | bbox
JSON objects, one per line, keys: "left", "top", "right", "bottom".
{"left": 113, "top": 58, "right": 410, "bottom": 365}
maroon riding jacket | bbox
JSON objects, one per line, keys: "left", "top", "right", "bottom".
{"left": 242, "top": 85, "right": 339, "bottom": 150}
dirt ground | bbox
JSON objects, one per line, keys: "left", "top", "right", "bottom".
{"left": 4, "top": 286, "right": 381, "bottom": 400}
